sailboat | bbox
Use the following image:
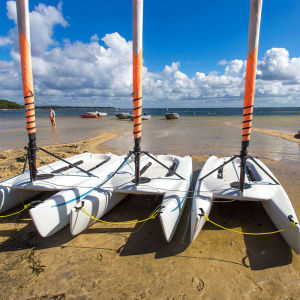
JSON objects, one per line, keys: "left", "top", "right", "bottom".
{"left": 190, "top": 0, "right": 300, "bottom": 254}
{"left": 70, "top": 0, "right": 193, "bottom": 242}
{"left": 0, "top": 0, "right": 126, "bottom": 238}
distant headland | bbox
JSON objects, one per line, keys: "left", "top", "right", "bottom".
{"left": 0, "top": 99, "right": 115, "bottom": 110}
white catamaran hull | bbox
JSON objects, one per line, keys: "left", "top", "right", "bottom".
{"left": 0, "top": 152, "right": 126, "bottom": 237}
{"left": 115, "top": 113, "right": 131, "bottom": 119}
{"left": 129, "top": 114, "right": 151, "bottom": 121}
{"left": 87, "top": 111, "right": 107, "bottom": 116}
{"left": 71, "top": 154, "right": 192, "bottom": 242}
{"left": 190, "top": 156, "right": 300, "bottom": 254}
{"left": 165, "top": 113, "right": 179, "bottom": 119}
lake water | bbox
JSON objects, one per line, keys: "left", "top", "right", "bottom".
{"left": 0, "top": 107, "right": 299, "bottom": 162}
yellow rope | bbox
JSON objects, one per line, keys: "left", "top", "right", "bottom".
{"left": 0, "top": 204, "right": 31, "bottom": 218}
{"left": 80, "top": 207, "right": 159, "bottom": 225}
{"left": 201, "top": 213, "right": 296, "bottom": 235}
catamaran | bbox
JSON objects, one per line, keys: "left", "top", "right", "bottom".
{"left": 70, "top": 0, "right": 192, "bottom": 242}
{"left": 0, "top": 0, "right": 126, "bottom": 238}
{"left": 190, "top": 0, "right": 300, "bottom": 254}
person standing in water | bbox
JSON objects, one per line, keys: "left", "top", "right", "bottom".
{"left": 49, "top": 108, "right": 56, "bottom": 127}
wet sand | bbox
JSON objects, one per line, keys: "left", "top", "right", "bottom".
{"left": 252, "top": 128, "right": 300, "bottom": 143}
{"left": 0, "top": 130, "right": 300, "bottom": 299}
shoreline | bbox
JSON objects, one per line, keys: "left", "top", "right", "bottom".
{"left": 1, "top": 127, "right": 299, "bottom": 181}
{"left": 252, "top": 128, "right": 300, "bottom": 143}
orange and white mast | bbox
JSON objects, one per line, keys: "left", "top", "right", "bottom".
{"left": 16, "top": 0, "right": 37, "bottom": 181}
{"left": 132, "top": 0, "right": 143, "bottom": 185}
{"left": 240, "top": 0, "right": 263, "bottom": 191}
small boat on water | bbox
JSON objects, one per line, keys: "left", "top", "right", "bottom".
{"left": 165, "top": 112, "right": 180, "bottom": 119}
{"left": 81, "top": 114, "right": 101, "bottom": 118}
{"left": 115, "top": 112, "right": 131, "bottom": 119}
{"left": 129, "top": 113, "right": 151, "bottom": 120}
{"left": 190, "top": 0, "right": 300, "bottom": 255}
{"left": 87, "top": 111, "right": 107, "bottom": 116}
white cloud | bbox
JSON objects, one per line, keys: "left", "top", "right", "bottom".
{"left": 0, "top": 36, "right": 11, "bottom": 46}
{"left": 225, "top": 59, "right": 246, "bottom": 78}
{"left": 217, "top": 59, "right": 229, "bottom": 66}
{"left": 6, "top": 1, "right": 17, "bottom": 23}
{"left": 7, "top": 0, "right": 69, "bottom": 56}
{"left": 208, "top": 71, "right": 219, "bottom": 76}
{"left": 0, "top": 2, "right": 299, "bottom": 107}
{"left": 257, "top": 48, "right": 300, "bottom": 82}
{"left": 161, "top": 62, "right": 180, "bottom": 77}
{"left": 90, "top": 34, "right": 100, "bottom": 42}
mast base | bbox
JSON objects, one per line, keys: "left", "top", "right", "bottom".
{"left": 230, "top": 181, "right": 251, "bottom": 190}
{"left": 131, "top": 177, "right": 151, "bottom": 184}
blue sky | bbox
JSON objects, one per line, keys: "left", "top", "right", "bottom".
{"left": 0, "top": 0, "right": 299, "bottom": 108}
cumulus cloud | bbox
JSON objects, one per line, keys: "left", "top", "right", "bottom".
{"left": 161, "top": 62, "right": 180, "bottom": 77}
{"left": 257, "top": 48, "right": 300, "bottom": 82}
{"left": 208, "top": 71, "right": 219, "bottom": 76}
{"left": 0, "top": 36, "right": 11, "bottom": 46}
{"left": 90, "top": 34, "right": 100, "bottom": 42}
{"left": 7, "top": 0, "right": 68, "bottom": 56}
{"left": 217, "top": 59, "right": 229, "bottom": 66}
{"left": 225, "top": 60, "right": 246, "bottom": 78}
{"left": 0, "top": 1, "right": 300, "bottom": 107}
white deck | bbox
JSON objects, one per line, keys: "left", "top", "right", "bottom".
{"left": 71, "top": 154, "right": 192, "bottom": 242}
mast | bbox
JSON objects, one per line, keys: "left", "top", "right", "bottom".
{"left": 132, "top": 0, "right": 143, "bottom": 185}
{"left": 16, "top": 0, "right": 37, "bottom": 181}
{"left": 239, "top": 0, "right": 263, "bottom": 191}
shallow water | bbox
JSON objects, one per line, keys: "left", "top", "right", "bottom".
{"left": 0, "top": 109, "right": 299, "bottom": 162}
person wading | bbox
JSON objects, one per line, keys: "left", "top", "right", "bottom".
{"left": 49, "top": 108, "right": 56, "bottom": 127}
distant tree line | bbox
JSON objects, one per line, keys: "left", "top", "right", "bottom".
{"left": 0, "top": 99, "right": 116, "bottom": 110}
{"left": 0, "top": 99, "right": 23, "bottom": 109}
{"left": 36, "top": 106, "right": 116, "bottom": 109}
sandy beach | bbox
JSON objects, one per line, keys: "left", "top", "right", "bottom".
{"left": 0, "top": 130, "right": 300, "bottom": 299}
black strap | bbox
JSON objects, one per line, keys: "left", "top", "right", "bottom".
{"left": 26, "top": 114, "right": 35, "bottom": 118}
{"left": 24, "top": 91, "right": 34, "bottom": 99}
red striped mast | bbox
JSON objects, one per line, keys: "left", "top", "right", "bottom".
{"left": 192, "top": 0, "right": 277, "bottom": 189}
{"left": 240, "top": 0, "right": 263, "bottom": 191}
{"left": 132, "top": 0, "right": 143, "bottom": 185}
{"left": 110, "top": 0, "right": 184, "bottom": 185}
{"left": 16, "top": 0, "right": 37, "bottom": 181}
